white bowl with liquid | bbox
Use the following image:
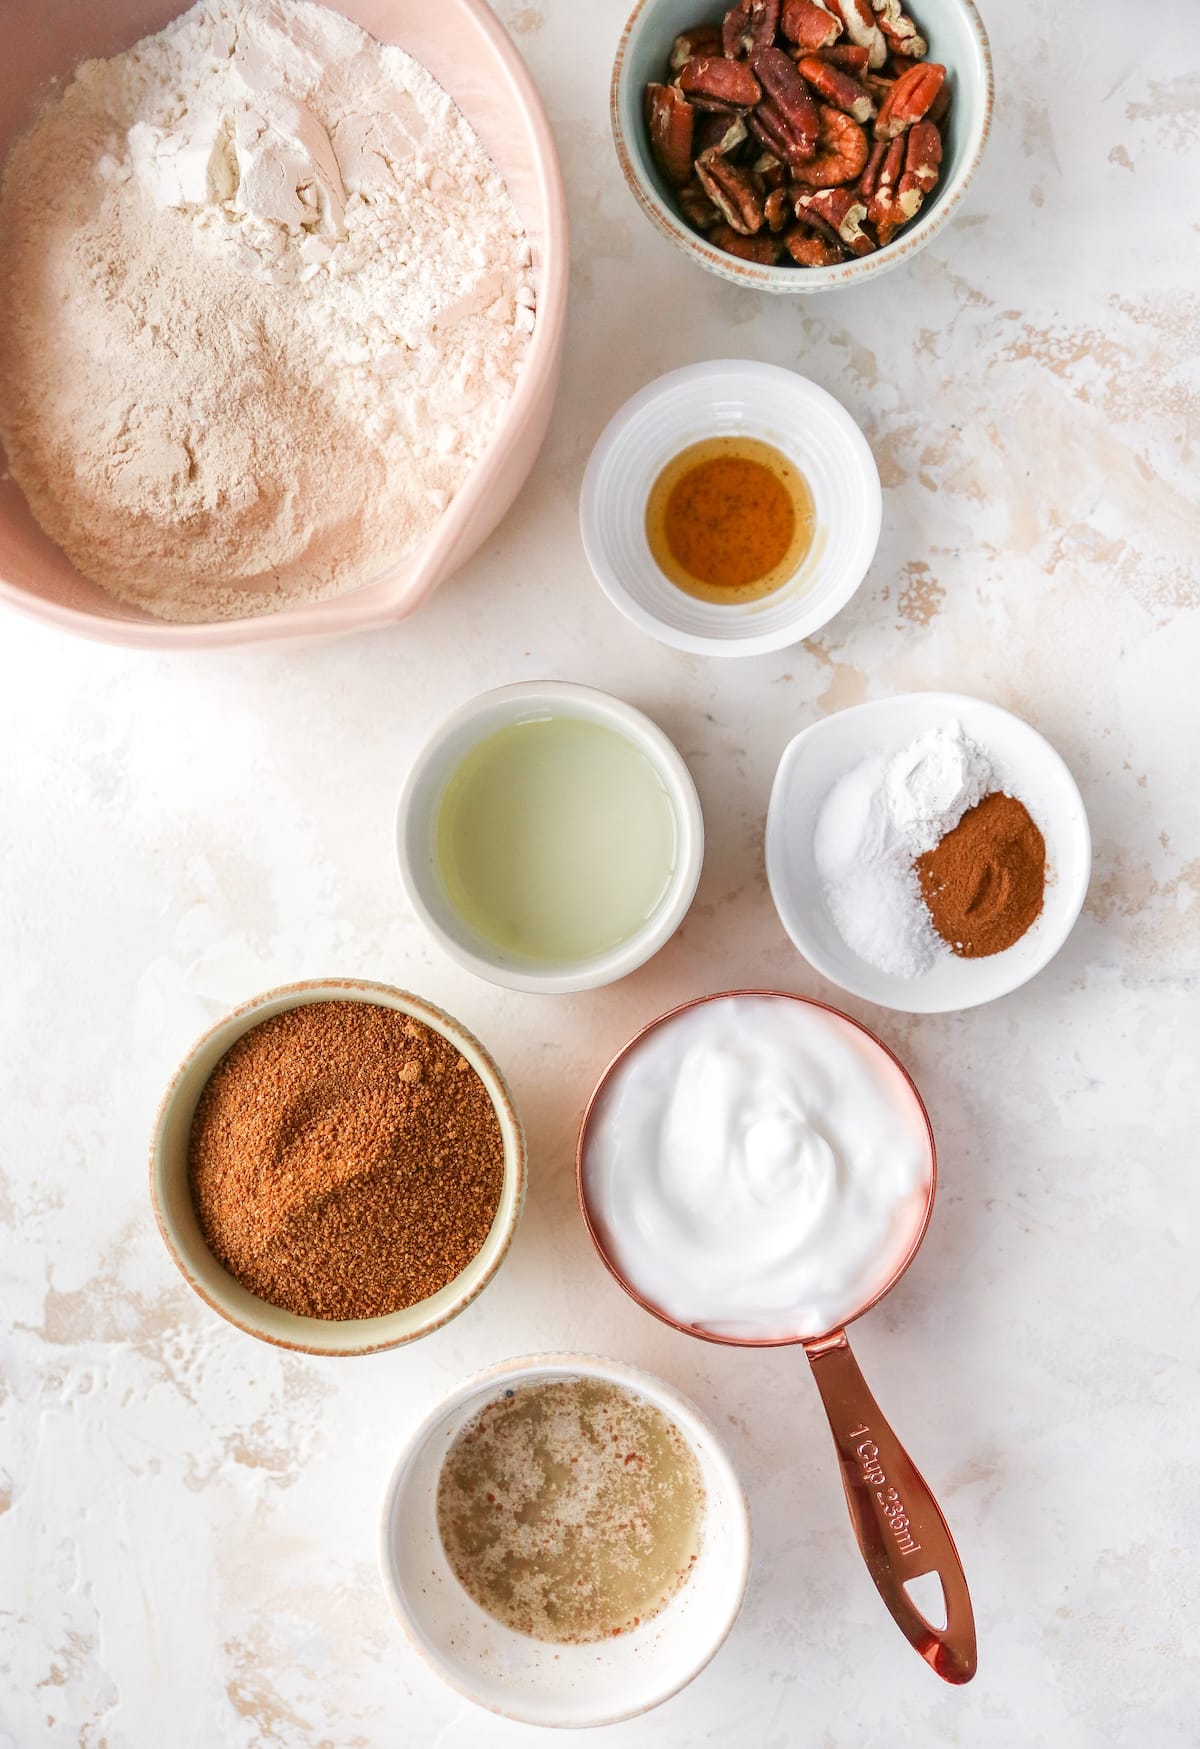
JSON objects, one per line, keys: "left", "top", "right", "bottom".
{"left": 580, "top": 360, "right": 882, "bottom": 657}
{"left": 379, "top": 1352, "right": 751, "bottom": 1727}
{"left": 396, "top": 681, "right": 704, "bottom": 994}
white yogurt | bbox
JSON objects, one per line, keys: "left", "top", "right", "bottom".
{"left": 582, "top": 996, "right": 933, "bottom": 1340}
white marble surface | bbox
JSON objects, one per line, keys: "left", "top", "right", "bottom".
{"left": 1, "top": 0, "right": 1198, "bottom": 1743}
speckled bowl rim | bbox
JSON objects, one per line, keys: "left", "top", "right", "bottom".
{"left": 149, "top": 978, "right": 527, "bottom": 1356}
{"left": 377, "top": 1351, "right": 752, "bottom": 1727}
{"left": 611, "top": 0, "right": 994, "bottom": 292}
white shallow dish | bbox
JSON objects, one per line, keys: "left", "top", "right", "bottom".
{"left": 379, "top": 1352, "right": 750, "bottom": 1728}
{"left": 766, "top": 693, "right": 1092, "bottom": 1014}
{"left": 396, "top": 680, "right": 704, "bottom": 994}
{"left": 580, "top": 360, "right": 881, "bottom": 657}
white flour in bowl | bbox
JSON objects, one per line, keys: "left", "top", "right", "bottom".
{"left": 0, "top": 0, "right": 535, "bottom": 621}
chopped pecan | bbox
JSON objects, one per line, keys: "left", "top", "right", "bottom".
{"left": 696, "top": 148, "right": 766, "bottom": 232}
{"left": 928, "top": 81, "right": 951, "bottom": 124}
{"left": 797, "top": 186, "right": 875, "bottom": 253}
{"left": 823, "top": 0, "right": 887, "bottom": 68}
{"left": 753, "top": 149, "right": 789, "bottom": 187}
{"left": 722, "top": 0, "right": 781, "bottom": 57}
{"left": 874, "top": 60, "right": 945, "bottom": 138}
{"left": 645, "top": 83, "right": 695, "bottom": 186}
{"left": 794, "top": 53, "right": 875, "bottom": 121}
{"left": 784, "top": 223, "right": 843, "bottom": 264}
{"left": 679, "top": 177, "right": 721, "bottom": 229}
{"left": 902, "top": 117, "right": 941, "bottom": 193}
{"left": 679, "top": 55, "right": 763, "bottom": 109}
{"left": 670, "top": 24, "right": 723, "bottom": 72}
{"left": 780, "top": 0, "right": 842, "bottom": 51}
{"left": 817, "top": 43, "right": 870, "bottom": 70}
{"left": 695, "top": 110, "right": 750, "bottom": 157}
{"left": 865, "top": 131, "right": 918, "bottom": 239}
{"left": 764, "top": 184, "right": 793, "bottom": 230}
{"left": 795, "top": 103, "right": 868, "bottom": 186}
{"left": 872, "top": 0, "right": 927, "bottom": 58}
{"left": 750, "top": 44, "right": 821, "bottom": 162}
{"left": 710, "top": 222, "right": 785, "bottom": 262}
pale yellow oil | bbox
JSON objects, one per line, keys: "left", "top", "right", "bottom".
{"left": 436, "top": 1377, "right": 706, "bottom": 1644}
{"left": 434, "top": 715, "right": 678, "bottom": 964}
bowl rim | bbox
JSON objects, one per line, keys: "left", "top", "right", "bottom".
{"left": 377, "top": 1349, "right": 752, "bottom": 1727}
{"left": 611, "top": 0, "right": 994, "bottom": 294}
{"left": 148, "top": 977, "right": 528, "bottom": 1354}
{"left": 764, "top": 691, "right": 1094, "bottom": 1013}
{"left": 579, "top": 357, "right": 883, "bottom": 656}
{"left": 0, "top": 0, "right": 570, "bottom": 648}
{"left": 394, "top": 679, "right": 705, "bottom": 994}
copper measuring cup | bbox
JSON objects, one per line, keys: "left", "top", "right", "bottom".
{"left": 575, "top": 990, "right": 977, "bottom": 1685}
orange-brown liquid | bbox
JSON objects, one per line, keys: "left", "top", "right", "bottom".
{"left": 646, "top": 435, "right": 816, "bottom": 605}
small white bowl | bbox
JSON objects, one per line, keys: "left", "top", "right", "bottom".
{"left": 396, "top": 681, "right": 704, "bottom": 994}
{"left": 611, "top": 0, "right": 993, "bottom": 295}
{"left": 150, "top": 979, "right": 526, "bottom": 1354}
{"left": 766, "top": 693, "right": 1092, "bottom": 1013}
{"left": 580, "top": 360, "right": 881, "bottom": 657}
{"left": 379, "top": 1352, "right": 751, "bottom": 1728}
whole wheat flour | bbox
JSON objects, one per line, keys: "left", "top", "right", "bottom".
{"left": 0, "top": 0, "right": 535, "bottom": 621}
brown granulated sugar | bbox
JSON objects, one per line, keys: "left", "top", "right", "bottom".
{"left": 187, "top": 1000, "right": 505, "bottom": 1321}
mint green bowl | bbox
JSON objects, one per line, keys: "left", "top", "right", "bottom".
{"left": 611, "top": 0, "right": 993, "bottom": 291}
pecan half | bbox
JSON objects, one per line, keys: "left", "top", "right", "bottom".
{"left": 797, "top": 185, "right": 875, "bottom": 253}
{"left": 679, "top": 55, "right": 763, "bottom": 109}
{"left": 645, "top": 83, "right": 695, "bottom": 186}
{"left": 784, "top": 223, "right": 843, "bottom": 264}
{"left": 710, "top": 222, "right": 785, "bottom": 262}
{"left": 722, "top": 0, "right": 781, "bottom": 57}
{"left": 780, "top": 0, "right": 842, "bottom": 51}
{"left": 817, "top": 43, "right": 870, "bottom": 71}
{"left": 794, "top": 53, "right": 875, "bottom": 121}
{"left": 872, "top": 0, "right": 927, "bottom": 58}
{"left": 874, "top": 60, "right": 945, "bottom": 138}
{"left": 856, "top": 135, "right": 889, "bottom": 198}
{"left": 696, "top": 148, "right": 766, "bottom": 232}
{"left": 795, "top": 103, "right": 868, "bottom": 186}
{"left": 866, "top": 131, "right": 919, "bottom": 239}
{"left": 750, "top": 44, "right": 821, "bottom": 162}
{"left": 902, "top": 117, "right": 941, "bottom": 193}
{"left": 670, "top": 24, "right": 723, "bottom": 72}
{"left": 823, "top": 0, "right": 887, "bottom": 68}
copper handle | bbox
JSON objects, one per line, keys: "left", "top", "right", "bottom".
{"left": 805, "top": 1328, "right": 977, "bottom": 1684}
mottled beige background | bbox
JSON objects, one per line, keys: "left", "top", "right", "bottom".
{"left": 1, "top": 1, "right": 1198, "bottom": 1745}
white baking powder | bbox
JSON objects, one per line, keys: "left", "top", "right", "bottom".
{"left": 813, "top": 721, "right": 993, "bottom": 977}
{"left": 0, "top": 0, "right": 534, "bottom": 621}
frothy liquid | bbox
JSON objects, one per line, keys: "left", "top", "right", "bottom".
{"left": 581, "top": 996, "right": 933, "bottom": 1340}
{"left": 436, "top": 1377, "right": 704, "bottom": 1643}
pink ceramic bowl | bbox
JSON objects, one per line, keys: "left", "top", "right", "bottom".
{"left": 0, "top": 0, "right": 568, "bottom": 648}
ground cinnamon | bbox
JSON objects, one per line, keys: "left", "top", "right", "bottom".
{"left": 188, "top": 1001, "right": 505, "bottom": 1321}
{"left": 916, "top": 791, "right": 1046, "bottom": 958}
